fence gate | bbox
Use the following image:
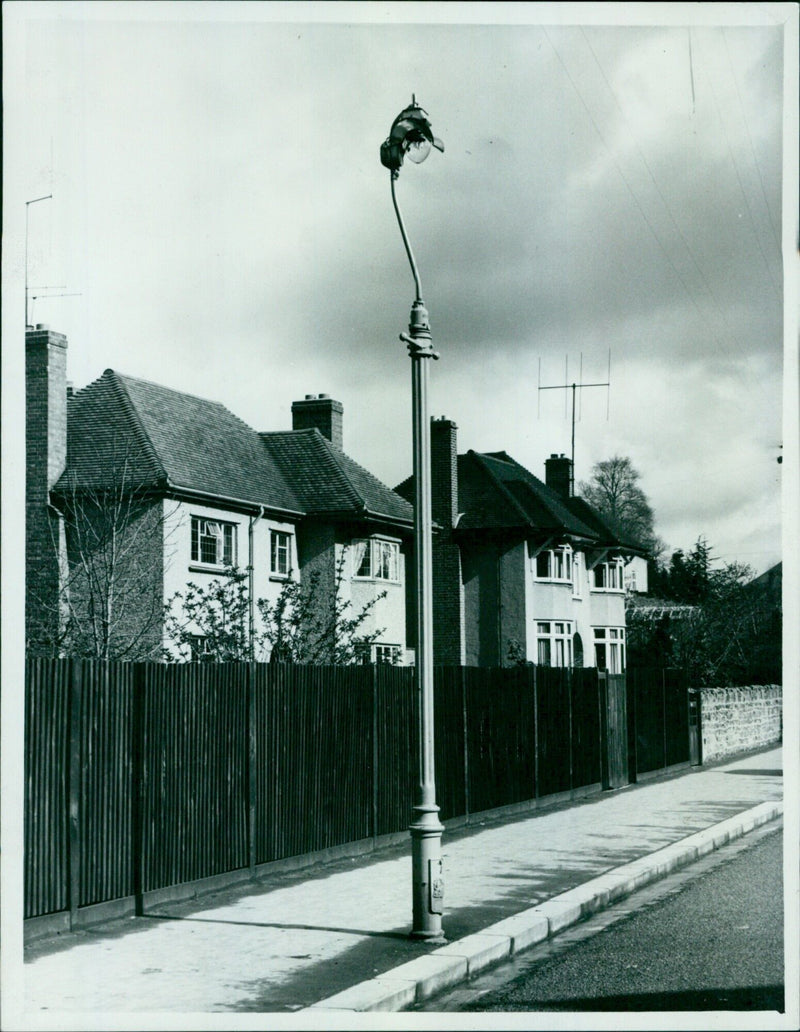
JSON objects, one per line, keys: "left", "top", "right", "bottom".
{"left": 600, "top": 672, "right": 629, "bottom": 790}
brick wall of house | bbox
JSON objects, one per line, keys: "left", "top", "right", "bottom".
{"left": 63, "top": 495, "right": 165, "bottom": 660}
{"left": 26, "top": 326, "right": 68, "bottom": 653}
{"left": 430, "top": 418, "right": 465, "bottom": 665}
{"left": 699, "top": 685, "right": 782, "bottom": 763}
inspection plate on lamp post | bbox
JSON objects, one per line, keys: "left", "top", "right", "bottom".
{"left": 430, "top": 858, "right": 444, "bottom": 914}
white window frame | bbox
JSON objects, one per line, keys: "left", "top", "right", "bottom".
{"left": 593, "top": 626, "right": 626, "bottom": 673}
{"left": 534, "top": 544, "right": 573, "bottom": 583}
{"left": 591, "top": 557, "right": 625, "bottom": 592}
{"left": 572, "top": 550, "right": 583, "bottom": 599}
{"left": 270, "top": 529, "right": 292, "bottom": 578}
{"left": 355, "top": 642, "right": 401, "bottom": 665}
{"left": 191, "top": 516, "right": 237, "bottom": 569}
{"left": 353, "top": 538, "right": 400, "bottom": 583}
{"left": 535, "top": 620, "right": 573, "bottom": 668}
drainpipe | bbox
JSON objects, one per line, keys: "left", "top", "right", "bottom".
{"left": 248, "top": 507, "right": 265, "bottom": 661}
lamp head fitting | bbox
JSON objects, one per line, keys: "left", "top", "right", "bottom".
{"left": 380, "top": 96, "right": 444, "bottom": 172}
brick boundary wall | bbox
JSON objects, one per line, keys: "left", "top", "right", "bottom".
{"left": 698, "top": 684, "right": 782, "bottom": 764}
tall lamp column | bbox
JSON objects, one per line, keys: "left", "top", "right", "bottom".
{"left": 381, "top": 98, "right": 445, "bottom": 939}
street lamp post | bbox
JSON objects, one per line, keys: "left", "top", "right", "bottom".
{"left": 381, "top": 97, "right": 445, "bottom": 940}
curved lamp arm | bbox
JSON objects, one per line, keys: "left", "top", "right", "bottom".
{"left": 390, "top": 172, "right": 423, "bottom": 304}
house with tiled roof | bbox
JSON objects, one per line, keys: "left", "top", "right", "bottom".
{"left": 25, "top": 324, "right": 413, "bottom": 662}
{"left": 396, "top": 418, "right": 645, "bottom": 669}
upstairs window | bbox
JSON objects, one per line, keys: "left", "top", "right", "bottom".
{"left": 353, "top": 539, "right": 400, "bottom": 582}
{"left": 591, "top": 557, "right": 624, "bottom": 592}
{"left": 270, "top": 530, "right": 292, "bottom": 577}
{"left": 191, "top": 517, "right": 236, "bottom": 568}
{"left": 572, "top": 551, "right": 583, "bottom": 598}
{"left": 535, "top": 545, "right": 572, "bottom": 582}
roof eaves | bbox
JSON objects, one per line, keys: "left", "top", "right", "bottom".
{"left": 164, "top": 480, "right": 305, "bottom": 518}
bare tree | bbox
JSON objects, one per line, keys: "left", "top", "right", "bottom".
{"left": 579, "top": 455, "right": 664, "bottom": 558}
{"left": 27, "top": 440, "right": 177, "bottom": 660}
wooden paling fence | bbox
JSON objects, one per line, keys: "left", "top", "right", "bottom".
{"left": 24, "top": 659, "right": 690, "bottom": 923}
{"left": 627, "top": 667, "right": 691, "bottom": 777}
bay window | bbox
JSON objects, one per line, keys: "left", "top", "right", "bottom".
{"left": 536, "top": 620, "right": 573, "bottom": 667}
{"left": 535, "top": 545, "right": 572, "bottom": 583}
{"left": 353, "top": 538, "right": 400, "bottom": 582}
{"left": 594, "top": 626, "right": 626, "bottom": 672}
{"left": 592, "top": 557, "right": 624, "bottom": 591}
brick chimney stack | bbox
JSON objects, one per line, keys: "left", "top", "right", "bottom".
{"left": 545, "top": 453, "right": 572, "bottom": 499}
{"left": 291, "top": 394, "right": 344, "bottom": 451}
{"left": 429, "top": 416, "right": 464, "bottom": 665}
{"left": 430, "top": 417, "right": 459, "bottom": 529}
{"left": 26, "top": 323, "right": 69, "bottom": 651}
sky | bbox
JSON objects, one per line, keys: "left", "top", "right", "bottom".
{"left": 4, "top": 1, "right": 798, "bottom": 577}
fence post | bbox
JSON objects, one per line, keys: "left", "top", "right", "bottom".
{"left": 567, "top": 669, "right": 574, "bottom": 792}
{"left": 662, "top": 669, "right": 668, "bottom": 771}
{"left": 248, "top": 662, "right": 257, "bottom": 877}
{"left": 462, "top": 666, "right": 470, "bottom": 821}
{"left": 131, "top": 664, "right": 146, "bottom": 916}
{"left": 67, "top": 658, "right": 82, "bottom": 929}
{"left": 533, "top": 665, "right": 540, "bottom": 799}
{"left": 372, "top": 664, "right": 379, "bottom": 846}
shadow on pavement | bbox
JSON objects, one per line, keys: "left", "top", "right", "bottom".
{"left": 142, "top": 913, "right": 411, "bottom": 941}
{"left": 725, "top": 769, "right": 782, "bottom": 777}
{"left": 463, "top": 985, "right": 785, "bottom": 1012}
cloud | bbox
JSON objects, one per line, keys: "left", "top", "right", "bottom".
{"left": 9, "top": 12, "right": 789, "bottom": 579}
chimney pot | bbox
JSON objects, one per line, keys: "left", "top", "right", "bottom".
{"left": 36, "top": 323, "right": 50, "bottom": 331}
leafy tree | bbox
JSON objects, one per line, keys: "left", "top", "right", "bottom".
{"left": 164, "top": 549, "right": 390, "bottom": 664}
{"left": 579, "top": 455, "right": 664, "bottom": 558}
{"left": 630, "top": 537, "right": 781, "bottom": 686}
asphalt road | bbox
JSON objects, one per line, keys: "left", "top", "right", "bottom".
{"left": 421, "top": 821, "right": 784, "bottom": 1013}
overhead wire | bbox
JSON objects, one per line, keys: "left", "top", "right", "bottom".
{"left": 721, "top": 26, "right": 783, "bottom": 256}
{"left": 550, "top": 26, "right": 778, "bottom": 409}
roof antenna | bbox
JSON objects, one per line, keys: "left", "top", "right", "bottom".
{"left": 25, "top": 194, "right": 52, "bottom": 328}
{"left": 537, "top": 351, "right": 612, "bottom": 496}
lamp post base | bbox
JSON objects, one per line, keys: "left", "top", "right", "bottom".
{"left": 409, "top": 804, "right": 445, "bottom": 939}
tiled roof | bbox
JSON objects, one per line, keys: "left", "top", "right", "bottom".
{"left": 55, "top": 369, "right": 412, "bottom": 527}
{"left": 55, "top": 370, "right": 301, "bottom": 512}
{"left": 564, "top": 496, "right": 645, "bottom": 552}
{"left": 456, "top": 451, "right": 598, "bottom": 538}
{"left": 261, "top": 430, "right": 414, "bottom": 526}
{"left": 397, "top": 448, "right": 634, "bottom": 550}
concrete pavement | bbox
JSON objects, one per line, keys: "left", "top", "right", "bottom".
{"left": 21, "top": 746, "right": 783, "bottom": 1020}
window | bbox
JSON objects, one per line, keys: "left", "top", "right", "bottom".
{"left": 535, "top": 621, "right": 573, "bottom": 667}
{"left": 572, "top": 551, "right": 583, "bottom": 598}
{"left": 534, "top": 545, "right": 572, "bottom": 582}
{"left": 191, "top": 517, "right": 236, "bottom": 568}
{"left": 270, "top": 530, "right": 292, "bottom": 577}
{"left": 353, "top": 539, "right": 400, "bottom": 582}
{"left": 188, "top": 635, "right": 216, "bottom": 663}
{"left": 355, "top": 642, "right": 401, "bottom": 665}
{"left": 594, "top": 627, "right": 626, "bottom": 672}
{"left": 592, "top": 557, "right": 624, "bottom": 592}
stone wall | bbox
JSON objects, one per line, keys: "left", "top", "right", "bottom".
{"left": 699, "top": 685, "right": 782, "bottom": 763}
